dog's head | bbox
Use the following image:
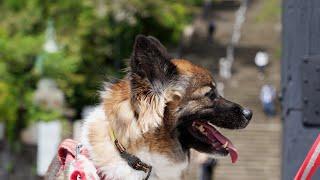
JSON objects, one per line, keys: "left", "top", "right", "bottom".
{"left": 127, "top": 35, "right": 252, "bottom": 163}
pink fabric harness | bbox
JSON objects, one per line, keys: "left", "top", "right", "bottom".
{"left": 56, "top": 137, "right": 152, "bottom": 180}
{"left": 57, "top": 139, "right": 99, "bottom": 180}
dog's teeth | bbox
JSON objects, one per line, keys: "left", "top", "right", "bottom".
{"left": 199, "top": 125, "right": 205, "bottom": 132}
{"left": 223, "top": 142, "right": 228, "bottom": 148}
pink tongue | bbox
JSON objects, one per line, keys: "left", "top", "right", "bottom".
{"left": 206, "top": 126, "right": 238, "bottom": 163}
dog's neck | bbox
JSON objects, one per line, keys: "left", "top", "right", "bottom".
{"left": 102, "top": 78, "right": 167, "bottom": 147}
{"left": 102, "top": 80, "right": 139, "bottom": 146}
{"left": 82, "top": 78, "right": 189, "bottom": 179}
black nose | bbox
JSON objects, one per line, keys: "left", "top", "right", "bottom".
{"left": 242, "top": 109, "right": 252, "bottom": 120}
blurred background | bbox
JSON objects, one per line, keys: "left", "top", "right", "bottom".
{"left": 1, "top": 0, "right": 315, "bottom": 179}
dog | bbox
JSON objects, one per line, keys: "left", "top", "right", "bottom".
{"left": 45, "top": 35, "right": 252, "bottom": 180}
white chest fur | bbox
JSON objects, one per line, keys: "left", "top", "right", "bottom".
{"left": 136, "top": 149, "right": 188, "bottom": 180}
{"left": 95, "top": 149, "right": 188, "bottom": 180}
{"left": 81, "top": 106, "right": 188, "bottom": 180}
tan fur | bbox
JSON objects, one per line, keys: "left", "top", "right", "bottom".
{"left": 173, "top": 59, "right": 214, "bottom": 85}
{"left": 45, "top": 35, "right": 252, "bottom": 179}
{"left": 99, "top": 59, "right": 214, "bottom": 146}
{"left": 77, "top": 59, "right": 216, "bottom": 179}
{"left": 103, "top": 78, "right": 142, "bottom": 145}
{"left": 46, "top": 59, "right": 223, "bottom": 179}
{"left": 90, "top": 59, "right": 217, "bottom": 161}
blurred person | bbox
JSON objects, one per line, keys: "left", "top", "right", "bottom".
{"left": 202, "top": 0, "right": 212, "bottom": 19}
{"left": 208, "top": 20, "right": 216, "bottom": 43}
{"left": 254, "top": 51, "right": 269, "bottom": 79}
{"left": 183, "top": 150, "right": 216, "bottom": 180}
{"left": 200, "top": 158, "right": 217, "bottom": 180}
{"left": 260, "top": 84, "right": 276, "bottom": 117}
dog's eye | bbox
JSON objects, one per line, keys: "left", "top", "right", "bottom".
{"left": 193, "top": 86, "right": 211, "bottom": 97}
{"left": 205, "top": 89, "right": 217, "bottom": 99}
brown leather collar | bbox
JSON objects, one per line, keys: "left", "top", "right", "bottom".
{"left": 109, "top": 127, "right": 152, "bottom": 180}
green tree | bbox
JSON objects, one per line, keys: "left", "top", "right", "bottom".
{"left": 0, "top": 0, "right": 200, "bottom": 143}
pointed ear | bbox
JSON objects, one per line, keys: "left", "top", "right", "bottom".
{"left": 130, "top": 35, "right": 180, "bottom": 133}
{"left": 130, "top": 35, "right": 177, "bottom": 90}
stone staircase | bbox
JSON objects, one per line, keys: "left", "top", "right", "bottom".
{"left": 181, "top": 0, "right": 282, "bottom": 179}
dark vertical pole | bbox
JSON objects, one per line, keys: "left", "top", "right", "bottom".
{"left": 282, "top": 0, "right": 320, "bottom": 179}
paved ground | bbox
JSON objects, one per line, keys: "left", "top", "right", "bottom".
{"left": 180, "top": 0, "right": 282, "bottom": 179}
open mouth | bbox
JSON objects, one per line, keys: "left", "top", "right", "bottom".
{"left": 187, "top": 120, "right": 238, "bottom": 163}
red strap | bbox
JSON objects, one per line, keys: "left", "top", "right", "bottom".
{"left": 295, "top": 134, "right": 320, "bottom": 180}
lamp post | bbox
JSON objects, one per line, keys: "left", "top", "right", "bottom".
{"left": 34, "top": 20, "right": 63, "bottom": 176}
{"left": 34, "top": 20, "right": 59, "bottom": 75}
{"left": 219, "top": 0, "right": 248, "bottom": 79}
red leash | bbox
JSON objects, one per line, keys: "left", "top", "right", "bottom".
{"left": 295, "top": 134, "right": 320, "bottom": 180}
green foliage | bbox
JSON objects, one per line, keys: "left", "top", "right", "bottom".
{"left": 255, "top": 0, "right": 281, "bottom": 23}
{"left": 0, "top": 0, "right": 199, "bottom": 143}
{"left": 27, "top": 106, "right": 64, "bottom": 123}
